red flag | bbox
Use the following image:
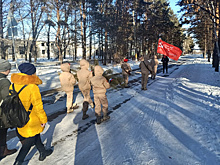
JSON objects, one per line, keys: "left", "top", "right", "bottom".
{"left": 157, "top": 39, "right": 182, "bottom": 61}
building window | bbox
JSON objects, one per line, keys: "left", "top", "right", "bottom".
{"left": 42, "top": 50, "right": 45, "bottom": 54}
{"left": 41, "top": 43, "right": 45, "bottom": 46}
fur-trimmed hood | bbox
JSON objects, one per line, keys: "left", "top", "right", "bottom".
{"left": 10, "top": 73, "right": 42, "bottom": 85}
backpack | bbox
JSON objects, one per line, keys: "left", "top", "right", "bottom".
{"left": 0, "top": 83, "right": 32, "bottom": 128}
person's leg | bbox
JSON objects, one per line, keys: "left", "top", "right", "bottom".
{"left": 0, "top": 128, "right": 7, "bottom": 158}
{"left": 143, "top": 73, "right": 148, "bottom": 90}
{"left": 0, "top": 128, "right": 7, "bottom": 147}
{"left": 123, "top": 74, "right": 127, "bottom": 86}
{"left": 125, "top": 74, "right": 129, "bottom": 87}
{"left": 166, "top": 63, "right": 168, "bottom": 73}
{"left": 100, "top": 94, "right": 110, "bottom": 121}
{"left": 0, "top": 128, "right": 17, "bottom": 159}
{"left": 66, "top": 91, "right": 74, "bottom": 113}
{"left": 141, "top": 73, "right": 144, "bottom": 89}
{"left": 82, "top": 89, "right": 93, "bottom": 107}
{"left": 94, "top": 95, "right": 102, "bottom": 124}
{"left": 14, "top": 137, "right": 35, "bottom": 163}
{"left": 82, "top": 101, "right": 89, "bottom": 120}
{"left": 163, "top": 63, "right": 165, "bottom": 73}
{"left": 35, "top": 134, "right": 45, "bottom": 153}
{"left": 35, "top": 134, "right": 53, "bottom": 161}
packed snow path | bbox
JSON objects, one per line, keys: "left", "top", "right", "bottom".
{"left": 1, "top": 54, "right": 220, "bottom": 165}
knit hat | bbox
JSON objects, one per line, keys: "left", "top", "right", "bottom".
{"left": 124, "top": 59, "right": 128, "bottom": 62}
{"left": 18, "top": 63, "right": 36, "bottom": 75}
{"left": 0, "top": 59, "right": 11, "bottom": 72}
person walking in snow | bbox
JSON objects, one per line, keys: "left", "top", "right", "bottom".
{"left": 11, "top": 63, "right": 53, "bottom": 165}
{"left": 59, "top": 62, "right": 78, "bottom": 114}
{"left": 90, "top": 65, "right": 110, "bottom": 124}
{"left": 161, "top": 55, "right": 169, "bottom": 74}
{"left": 0, "top": 59, "right": 17, "bottom": 160}
{"left": 77, "top": 59, "right": 94, "bottom": 120}
{"left": 139, "top": 56, "right": 153, "bottom": 90}
{"left": 121, "top": 58, "right": 131, "bottom": 88}
{"left": 150, "top": 55, "right": 159, "bottom": 80}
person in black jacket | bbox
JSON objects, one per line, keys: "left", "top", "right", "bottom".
{"left": 161, "top": 55, "right": 169, "bottom": 74}
{"left": 0, "top": 59, "right": 17, "bottom": 159}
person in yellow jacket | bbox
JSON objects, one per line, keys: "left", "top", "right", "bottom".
{"left": 11, "top": 63, "right": 53, "bottom": 165}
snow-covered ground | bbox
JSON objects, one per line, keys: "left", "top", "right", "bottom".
{"left": 1, "top": 54, "right": 220, "bottom": 165}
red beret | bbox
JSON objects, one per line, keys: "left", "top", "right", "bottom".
{"left": 124, "top": 59, "right": 128, "bottom": 62}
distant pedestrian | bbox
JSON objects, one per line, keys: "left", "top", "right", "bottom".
{"left": 0, "top": 59, "right": 17, "bottom": 160}
{"left": 161, "top": 55, "right": 169, "bottom": 74}
{"left": 139, "top": 56, "right": 153, "bottom": 90}
{"left": 121, "top": 58, "right": 131, "bottom": 88}
{"left": 77, "top": 59, "right": 94, "bottom": 120}
{"left": 90, "top": 66, "right": 110, "bottom": 124}
{"left": 59, "top": 62, "right": 78, "bottom": 114}
{"left": 150, "top": 55, "right": 159, "bottom": 80}
{"left": 11, "top": 63, "right": 53, "bottom": 165}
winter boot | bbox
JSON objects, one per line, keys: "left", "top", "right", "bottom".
{"left": 90, "top": 102, "right": 94, "bottom": 108}
{"left": 0, "top": 145, "right": 17, "bottom": 159}
{"left": 71, "top": 103, "right": 79, "bottom": 110}
{"left": 101, "top": 114, "right": 110, "bottom": 122}
{"left": 39, "top": 148, "right": 53, "bottom": 161}
{"left": 67, "top": 107, "right": 74, "bottom": 114}
{"left": 82, "top": 101, "right": 89, "bottom": 120}
{"left": 96, "top": 115, "right": 102, "bottom": 125}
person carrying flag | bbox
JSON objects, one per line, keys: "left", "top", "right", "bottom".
{"left": 161, "top": 55, "right": 169, "bottom": 74}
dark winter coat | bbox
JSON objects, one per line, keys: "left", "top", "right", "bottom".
{"left": 0, "top": 73, "right": 11, "bottom": 128}
{"left": 161, "top": 56, "right": 169, "bottom": 64}
{"left": 0, "top": 73, "right": 11, "bottom": 101}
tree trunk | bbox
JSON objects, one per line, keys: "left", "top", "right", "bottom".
{"left": 74, "top": 10, "right": 77, "bottom": 61}
{"left": 104, "top": 30, "right": 107, "bottom": 65}
{"left": 56, "top": 0, "right": 62, "bottom": 63}
{"left": 47, "top": 25, "right": 50, "bottom": 60}
{"left": 83, "top": 0, "right": 86, "bottom": 59}
{"left": 0, "top": 0, "right": 5, "bottom": 59}
{"left": 63, "top": 28, "right": 66, "bottom": 59}
{"left": 89, "top": 20, "right": 92, "bottom": 60}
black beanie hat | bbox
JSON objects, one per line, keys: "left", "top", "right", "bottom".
{"left": 18, "top": 63, "right": 36, "bottom": 75}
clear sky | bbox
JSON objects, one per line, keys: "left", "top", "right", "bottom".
{"left": 168, "top": 0, "right": 182, "bottom": 18}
